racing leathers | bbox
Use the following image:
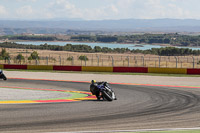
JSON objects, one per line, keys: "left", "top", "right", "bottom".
{"left": 90, "top": 81, "right": 106, "bottom": 100}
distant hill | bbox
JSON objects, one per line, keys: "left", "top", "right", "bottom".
{"left": 1, "top": 19, "right": 200, "bottom": 35}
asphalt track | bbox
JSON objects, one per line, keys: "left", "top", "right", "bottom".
{"left": 0, "top": 79, "right": 200, "bottom": 133}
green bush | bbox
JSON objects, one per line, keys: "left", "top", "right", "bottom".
{"left": 16, "top": 53, "right": 25, "bottom": 60}
{"left": 0, "top": 48, "right": 10, "bottom": 60}
{"left": 67, "top": 56, "right": 73, "bottom": 61}
{"left": 78, "top": 55, "right": 88, "bottom": 61}
{"left": 28, "top": 51, "right": 39, "bottom": 60}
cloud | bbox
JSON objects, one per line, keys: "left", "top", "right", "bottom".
{"left": 44, "top": 0, "right": 122, "bottom": 20}
{"left": 0, "top": 5, "right": 7, "bottom": 15}
{"left": 42, "top": 0, "right": 191, "bottom": 20}
{"left": 47, "top": 0, "right": 80, "bottom": 18}
{"left": 110, "top": 5, "right": 119, "bottom": 14}
{"left": 143, "top": 0, "right": 191, "bottom": 19}
{"left": 16, "top": 0, "right": 37, "bottom": 2}
{"left": 110, "top": 0, "right": 192, "bottom": 19}
{"left": 16, "top": 5, "right": 33, "bottom": 17}
{"left": 0, "top": 0, "right": 199, "bottom": 20}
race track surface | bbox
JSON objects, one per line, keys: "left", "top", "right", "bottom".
{"left": 0, "top": 79, "right": 200, "bottom": 132}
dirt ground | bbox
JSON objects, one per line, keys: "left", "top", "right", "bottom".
{"left": 1, "top": 47, "right": 200, "bottom": 68}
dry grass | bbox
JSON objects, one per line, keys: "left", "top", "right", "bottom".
{"left": 1, "top": 48, "right": 200, "bottom": 68}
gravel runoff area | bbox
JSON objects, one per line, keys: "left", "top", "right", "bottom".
{"left": 4, "top": 70, "right": 200, "bottom": 87}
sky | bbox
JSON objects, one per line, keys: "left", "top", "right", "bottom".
{"left": 0, "top": 0, "right": 200, "bottom": 20}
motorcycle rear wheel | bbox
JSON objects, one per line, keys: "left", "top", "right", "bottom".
{"left": 2, "top": 74, "right": 7, "bottom": 80}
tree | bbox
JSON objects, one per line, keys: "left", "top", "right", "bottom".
{"left": 78, "top": 55, "right": 88, "bottom": 61}
{"left": 67, "top": 56, "right": 73, "bottom": 61}
{"left": 97, "top": 36, "right": 118, "bottom": 42}
{"left": 94, "top": 46, "right": 102, "bottom": 52}
{"left": 64, "top": 44, "right": 72, "bottom": 51}
{"left": 16, "top": 53, "right": 25, "bottom": 60}
{"left": 28, "top": 51, "right": 39, "bottom": 60}
{"left": 0, "top": 48, "right": 10, "bottom": 60}
{"left": 16, "top": 53, "right": 25, "bottom": 64}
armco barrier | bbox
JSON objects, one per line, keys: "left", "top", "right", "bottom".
{"left": 148, "top": 67, "right": 187, "bottom": 74}
{"left": 187, "top": 69, "right": 200, "bottom": 75}
{"left": 113, "top": 67, "right": 148, "bottom": 73}
{"left": 53, "top": 66, "right": 82, "bottom": 71}
{"left": 82, "top": 66, "right": 113, "bottom": 72}
{"left": 27, "top": 65, "right": 53, "bottom": 70}
{"left": 4, "top": 64, "right": 27, "bottom": 69}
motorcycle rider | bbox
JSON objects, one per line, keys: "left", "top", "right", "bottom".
{"left": 90, "top": 80, "right": 117, "bottom": 100}
{"left": 0, "top": 69, "right": 7, "bottom": 80}
{"left": 90, "top": 80, "right": 103, "bottom": 100}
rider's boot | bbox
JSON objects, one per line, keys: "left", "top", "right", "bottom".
{"left": 97, "top": 96, "right": 101, "bottom": 101}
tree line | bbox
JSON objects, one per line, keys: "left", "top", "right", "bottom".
{"left": 0, "top": 48, "right": 39, "bottom": 63}
{"left": 0, "top": 48, "right": 89, "bottom": 63}
{"left": 0, "top": 35, "right": 57, "bottom": 41}
{"left": 0, "top": 42, "right": 200, "bottom": 56}
{"left": 2, "top": 34, "right": 200, "bottom": 47}
{"left": 70, "top": 34, "right": 200, "bottom": 47}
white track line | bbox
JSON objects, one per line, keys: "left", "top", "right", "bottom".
{"left": 51, "top": 127, "right": 200, "bottom": 133}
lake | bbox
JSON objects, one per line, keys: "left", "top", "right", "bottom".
{"left": 15, "top": 41, "right": 200, "bottom": 50}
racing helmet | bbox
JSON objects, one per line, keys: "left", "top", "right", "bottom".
{"left": 91, "top": 80, "right": 96, "bottom": 84}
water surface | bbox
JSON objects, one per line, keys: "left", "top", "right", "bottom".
{"left": 15, "top": 41, "right": 200, "bottom": 50}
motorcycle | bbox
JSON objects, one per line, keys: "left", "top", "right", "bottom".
{"left": 97, "top": 82, "right": 117, "bottom": 101}
{"left": 0, "top": 70, "right": 7, "bottom": 80}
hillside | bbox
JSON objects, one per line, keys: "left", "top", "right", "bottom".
{"left": 1, "top": 19, "right": 200, "bottom": 35}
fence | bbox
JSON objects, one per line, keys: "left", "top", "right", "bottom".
{"left": 1, "top": 53, "right": 200, "bottom": 69}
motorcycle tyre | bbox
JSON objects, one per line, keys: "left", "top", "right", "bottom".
{"left": 102, "top": 91, "right": 113, "bottom": 101}
{"left": 2, "top": 74, "right": 7, "bottom": 80}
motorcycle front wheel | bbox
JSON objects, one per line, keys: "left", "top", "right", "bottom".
{"left": 102, "top": 90, "right": 113, "bottom": 101}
